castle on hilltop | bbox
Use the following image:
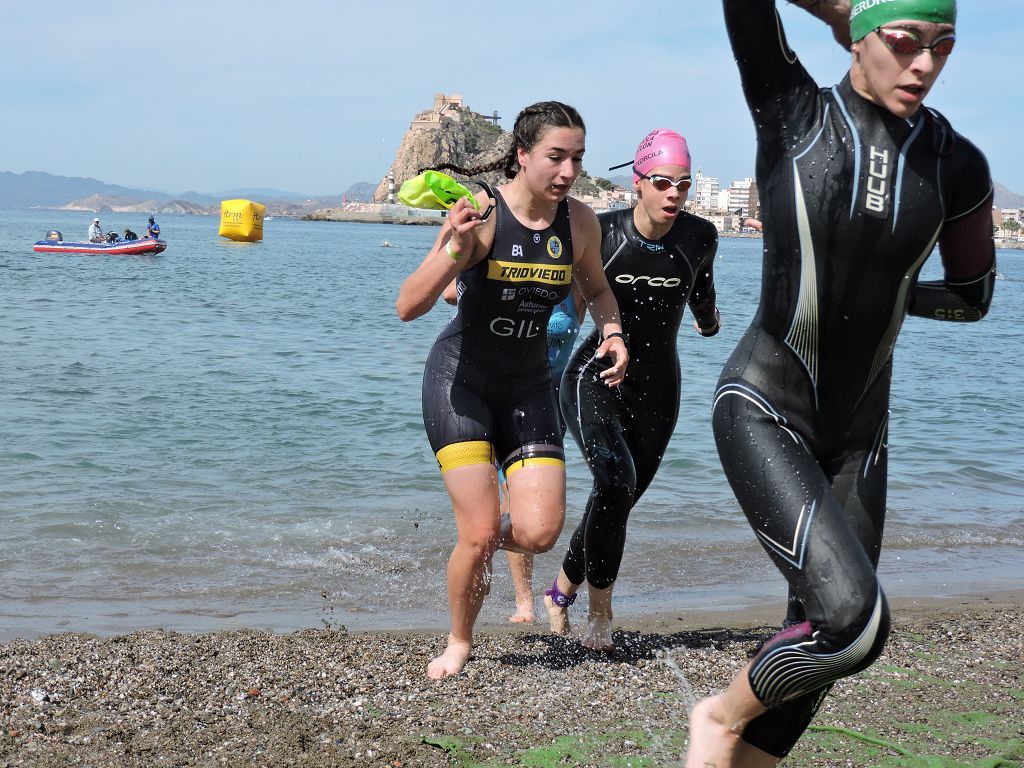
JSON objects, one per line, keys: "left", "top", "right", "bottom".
{"left": 410, "top": 93, "right": 500, "bottom": 131}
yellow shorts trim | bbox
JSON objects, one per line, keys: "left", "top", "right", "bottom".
{"left": 504, "top": 456, "right": 565, "bottom": 478}
{"left": 436, "top": 441, "right": 496, "bottom": 473}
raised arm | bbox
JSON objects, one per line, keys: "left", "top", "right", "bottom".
{"left": 786, "top": 0, "right": 852, "bottom": 50}
{"left": 396, "top": 195, "right": 488, "bottom": 322}
{"left": 723, "top": 0, "right": 823, "bottom": 160}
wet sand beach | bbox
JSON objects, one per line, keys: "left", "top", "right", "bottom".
{"left": 2, "top": 592, "right": 1021, "bottom": 767}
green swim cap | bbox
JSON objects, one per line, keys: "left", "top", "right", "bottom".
{"left": 398, "top": 171, "right": 481, "bottom": 211}
{"left": 850, "top": 0, "right": 956, "bottom": 42}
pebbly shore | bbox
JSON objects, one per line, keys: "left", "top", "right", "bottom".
{"left": 1, "top": 594, "right": 1021, "bottom": 768}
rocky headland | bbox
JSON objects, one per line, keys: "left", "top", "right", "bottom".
{"left": 370, "top": 94, "right": 614, "bottom": 204}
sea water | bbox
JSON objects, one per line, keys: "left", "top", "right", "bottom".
{"left": 1, "top": 210, "right": 1021, "bottom": 640}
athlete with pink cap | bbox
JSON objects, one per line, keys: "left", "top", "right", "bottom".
{"left": 544, "top": 128, "right": 722, "bottom": 651}
{"left": 631, "top": 128, "right": 692, "bottom": 184}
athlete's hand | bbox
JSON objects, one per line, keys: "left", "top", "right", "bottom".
{"left": 694, "top": 308, "right": 722, "bottom": 337}
{"left": 444, "top": 197, "right": 485, "bottom": 258}
{"left": 595, "top": 337, "right": 628, "bottom": 387}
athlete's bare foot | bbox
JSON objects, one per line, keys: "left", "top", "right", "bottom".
{"left": 581, "top": 613, "right": 614, "bottom": 652}
{"left": 508, "top": 593, "right": 534, "bottom": 623}
{"left": 544, "top": 594, "right": 571, "bottom": 635}
{"left": 426, "top": 635, "right": 472, "bottom": 680}
{"left": 684, "top": 695, "right": 745, "bottom": 768}
{"left": 581, "top": 583, "right": 614, "bottom": 651}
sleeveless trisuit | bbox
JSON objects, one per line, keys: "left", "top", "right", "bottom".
{"left": 422, "top": 190, "right": 574, "bottom": 476}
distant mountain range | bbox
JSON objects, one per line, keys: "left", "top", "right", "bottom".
{"left": 994, "top": 182, "right": 1024, "bottom": 210}
{"left": 3, "top": 169, "right": 1021, "bottom": 213}
{"left": 0, "top": 170, "right": 372, "bottom": 215}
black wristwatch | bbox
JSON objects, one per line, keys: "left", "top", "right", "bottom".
{"left": 605, "top": 331, "right": 629, "bottom": 348}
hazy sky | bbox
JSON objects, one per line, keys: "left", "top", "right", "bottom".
{"left": 4, "top": 1, "right": 1021, "bottom": 196}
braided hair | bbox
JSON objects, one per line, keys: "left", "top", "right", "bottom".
{"left": 420, "top": 101, "right": 585, "bottom": 180}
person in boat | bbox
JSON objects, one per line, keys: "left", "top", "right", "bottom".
{"left": 396, "top": 100, "right": 629, "bottom": 679}
{"left": 543, "top": 128, "right": 721, "bottom": 651}
{"left": 146, "top": 217, "right": 161, "bottom": 239}
{"left": 88, "top": 218, "right": 103, "bottom": 243}
{"left": 685, "top": 1, "right": 995, "bottom": 765}
{"left": 123, "top": 228, "right": 138, "bottom": 241}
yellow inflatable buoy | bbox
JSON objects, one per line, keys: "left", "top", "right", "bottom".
{"left": 219, "top": 199, "right": 265, "bottom": 242}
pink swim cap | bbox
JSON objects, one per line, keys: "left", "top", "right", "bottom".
{"left": 633, "top": 129, "right": 691, "bottom": 184}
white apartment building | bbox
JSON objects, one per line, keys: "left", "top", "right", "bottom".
{"left": 727, "top": 178, "right": 759, "bottom": 215}
{"left": 692, "top": 169, "right": 720, "bottom": 211}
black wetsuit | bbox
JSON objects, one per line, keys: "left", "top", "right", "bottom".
{"left": 560, "top": 207, "right": 718, "bottom": 589}
{"left": 422, "top": 190, "right": 574, "bottom": 474}
{"left": 718, "top": 1, "right": 996, "bottom": 756}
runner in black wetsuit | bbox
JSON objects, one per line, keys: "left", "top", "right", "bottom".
{"left": 543, "top": 129, "right": 720, "bottom": 651}
{"left": 396, "top": 101, "right": 629, "bottom": 680}
{"left": 685, "top": 2, "right": 996, "bottom": 766}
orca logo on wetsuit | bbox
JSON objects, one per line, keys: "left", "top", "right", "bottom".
{"left": 614, "top": 274, "right": 682, "bottom": 288}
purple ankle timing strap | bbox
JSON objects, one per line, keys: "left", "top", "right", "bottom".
{"left": 545, "top": 579, "right": 577, "bottom": 608}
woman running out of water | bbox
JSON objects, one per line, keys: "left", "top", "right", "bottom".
{"left": 396, "top": 101, "right": 629, "bottom": 679}
{"left": 544, "top": 128, "right": 721, "bottom": 651}
{"left": 686, "top": 1, "right": 995, "bottom": 765}
{"left": 442, "top": 281, "right": 584, "bottom": 624}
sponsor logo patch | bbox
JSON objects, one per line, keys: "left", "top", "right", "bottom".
{"left": 546, "top": 236, "right": 563, "bottom": 259}
{"left": 488, "top": 260, "right": 572, "bottom": 285}
{"left": 490, "top": 317, "right": 542, "bottom": 338}
{"left": 862, "top": 144, "right": 892, "bottom": 219}
{"left": 614, "top": 274, "right": 682, "bottom": 288}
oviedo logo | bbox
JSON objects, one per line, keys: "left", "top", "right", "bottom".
{"left": 546, "top": 236, "right": 563, "bottom": 259}
{"left": 615, "top": 274, "right": 682, "bottom": 288}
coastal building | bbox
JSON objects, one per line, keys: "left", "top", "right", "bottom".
{"left": 692, "top": 170, "right": 720, "bottom": 211}
{"left": 410, "top": 93, "right": 467, "bottom": 130}
{"left": 995, "top": 207, "right": 1022, "bottom": 241}
{"left": 703, "top": 210, "right": 739, "bottom": 234}
{"left": 726, "top": 178, "right": 759, "bottom": 217}
{"left": 575, "top": 185, "right": 635, "bottom": 214}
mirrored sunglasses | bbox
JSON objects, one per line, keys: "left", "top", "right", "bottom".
{"left": 874, "top": 27, "right": 956, "bottom": 57}
{"left": 633, "top": 166, "right": 692, "bottom": 191}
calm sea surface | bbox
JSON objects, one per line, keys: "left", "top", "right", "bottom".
{"left": 1, "top": 210, "right": 1021, "bottom": 640}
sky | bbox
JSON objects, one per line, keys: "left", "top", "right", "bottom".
{"left": 4, "top": 1, "right": 1022, "bottom": 197}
